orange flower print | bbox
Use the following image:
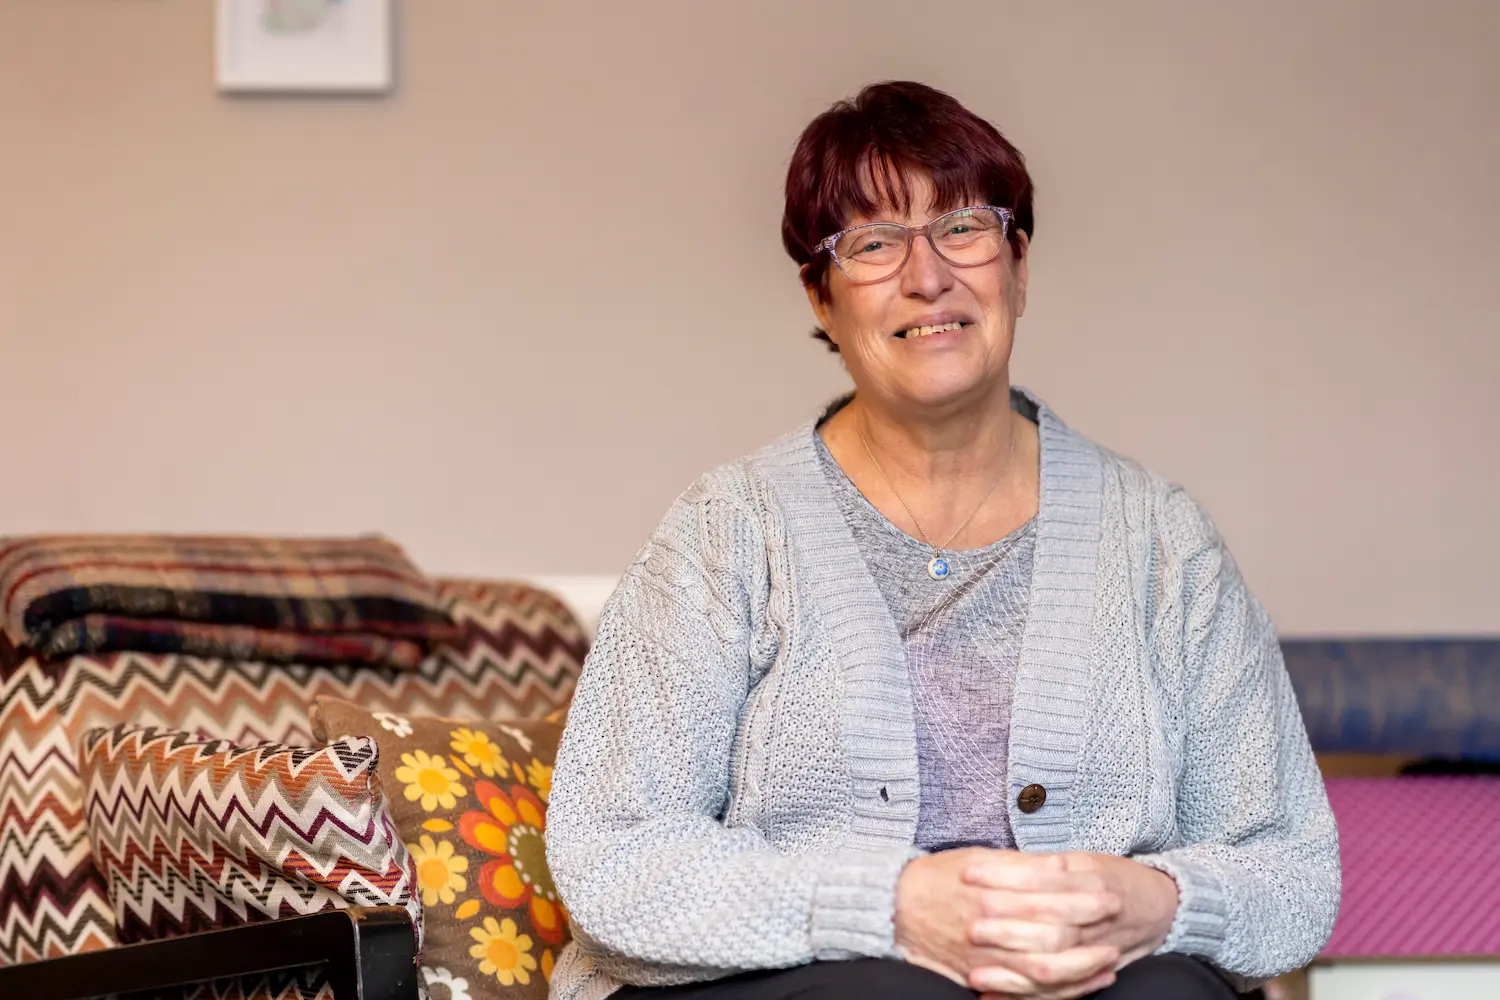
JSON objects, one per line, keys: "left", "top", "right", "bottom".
{"left": 458, "top": 780, "right": 567, "bottom": 946}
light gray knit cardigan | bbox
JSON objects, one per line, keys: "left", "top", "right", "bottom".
{"left": 545, "top": 392, "right": 1340, "bottom": 1000}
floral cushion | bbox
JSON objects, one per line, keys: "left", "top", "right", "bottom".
{"left": 310, "top": 697, "right": 566, "bottom": 1000}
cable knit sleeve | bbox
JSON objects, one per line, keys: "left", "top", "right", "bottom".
{"left": 1134, "top": 493, "right": 1342, "bottom": 981}
{"left": 545, "top": 472, "right": 917, "bottom": 988}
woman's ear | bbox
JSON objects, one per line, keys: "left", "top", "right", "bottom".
{"left": 1011, "top": 230, "right": 1031, "bottom": 319}
{"left": 801, "top": 266, "right": 838, "bottom": 345}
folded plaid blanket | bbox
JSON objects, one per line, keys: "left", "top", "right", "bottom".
{"left": 0, "top": 534, "right": 455, "bottom": 666}
{"left": 38, "top": 616, "right": 428, "bottom": 669}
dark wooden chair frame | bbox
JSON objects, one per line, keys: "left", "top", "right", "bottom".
{"left": 0, "top": 907, "right": 418, "bottom": 1000}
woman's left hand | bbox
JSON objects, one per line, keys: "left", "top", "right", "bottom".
{"left": 962, "top": 851, "right": 1179, "bottom": 985}
{"left": 1054, "top": 853, "right": 1178, "bottom": 965}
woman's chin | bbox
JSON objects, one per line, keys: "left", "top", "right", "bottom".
{"left": 887, "top": 371, "right": 999, "bottom": 412}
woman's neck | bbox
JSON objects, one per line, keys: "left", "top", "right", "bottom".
{"left": 820, "top": 381, "right": 1040, "bottom": 550}
{"left": 843, "top": 384, "right": 1018, "bottom": 484}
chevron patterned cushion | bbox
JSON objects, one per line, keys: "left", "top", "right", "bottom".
{"left": 178, "top": 967, "right": 334, "bottom": 1000}
{"left": 0, "top": 577, "right": 585, "bottom": 966}
{"left": 105, "top": 967, "right": 337, "bottom": 1000}
{"left": 311, "top": 697, "right": 566, "bottom": 1000}
{"left": 77, "top": 726, "right": 420, "bottom": 945}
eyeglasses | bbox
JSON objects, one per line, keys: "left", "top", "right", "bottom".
{"left": 816, "top": 205, "right": 1014, "bottom": 284}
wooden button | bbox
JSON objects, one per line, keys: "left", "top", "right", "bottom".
{"left": 1017, "top": 783, "right": 1048, "bottom": 813}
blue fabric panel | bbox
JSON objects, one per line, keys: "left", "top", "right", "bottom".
{"left": 1281, "top": 639, "right": 1500, "bottom": 757}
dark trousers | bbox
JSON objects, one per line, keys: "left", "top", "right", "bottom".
{"left": 615, "top": 955, "right": 1248, "bottom": 999}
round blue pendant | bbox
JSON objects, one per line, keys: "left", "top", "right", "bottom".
{"left": 927, "top": 556, "right": 950, "bottom": 580}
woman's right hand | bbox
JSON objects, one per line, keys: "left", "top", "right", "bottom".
{"left": 893, "top": 849, "right": 1123, "bottom": 999}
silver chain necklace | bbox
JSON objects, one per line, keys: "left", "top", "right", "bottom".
{"left": 857, "top": 415, "right": 1017, "bottom": 581}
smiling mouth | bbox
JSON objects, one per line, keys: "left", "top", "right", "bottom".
{"left": 895, "top": 321, "right": 971, "bottom": 339}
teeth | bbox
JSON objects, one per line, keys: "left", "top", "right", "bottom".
{"left": 904, "top": 321, "right": 964, "bottom": 338}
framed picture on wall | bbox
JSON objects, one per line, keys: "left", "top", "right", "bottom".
{"left": 216, "top": 0, "right": 394, "bottom": 93}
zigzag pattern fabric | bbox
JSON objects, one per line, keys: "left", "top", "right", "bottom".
{"left": 0, "top": 579, "right": 586, "bottom": 966}
{"left": 78, "top": 727, "right": 419, "bottom": 945}
{"left": 119, "top": 966, "right": 334, "bottom": 1000}
{"left": 177, "top": 966, "right": 333, "bottom": 1000}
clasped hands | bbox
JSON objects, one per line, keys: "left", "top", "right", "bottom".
{"left": 893, "top": 848, "right": 1180, "bottom": 999}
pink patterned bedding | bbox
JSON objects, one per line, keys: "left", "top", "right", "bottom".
{"left": 1323, "top": 776, "right": 1500, "bottom": 957}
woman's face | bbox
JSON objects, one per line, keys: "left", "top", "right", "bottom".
{"left": 805, "top": 176, "right": 1029, "bottom": 415}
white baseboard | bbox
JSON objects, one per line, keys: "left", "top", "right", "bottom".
{"left": 523, "top": 574, "right": 620, "bottom": 637}
{"left": 1309, "top": 960, "right": 1500, "bottom": 999}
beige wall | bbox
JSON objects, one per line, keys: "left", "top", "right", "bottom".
{"left": 1, "top": 0, "right": 1496, "bottom": 635}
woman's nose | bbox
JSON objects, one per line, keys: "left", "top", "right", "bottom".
{"left": 900, "top": 234, "right": 955, "bottom": 298}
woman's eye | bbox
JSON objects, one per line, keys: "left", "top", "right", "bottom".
{"left": 944, "top": 225, "right": 972, "bottom": 236}
{"left": 857, "top": 240, "right": 886, "bottom": 254}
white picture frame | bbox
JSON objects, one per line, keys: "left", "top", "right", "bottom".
{"left": 216, "top": 0, "right": 393, "bottom": 94}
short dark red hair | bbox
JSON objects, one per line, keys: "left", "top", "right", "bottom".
{"left": 781, "top": 81, "right": 1035, "bottom": 348}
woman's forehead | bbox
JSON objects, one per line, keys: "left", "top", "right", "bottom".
{"left": 843, "top": 194, "right": 979, "bottom": 228}
{"left": 841, "top": 164, "right": 978, "bottom": 227}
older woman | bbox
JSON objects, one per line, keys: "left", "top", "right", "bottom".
{"left": 546, "top": 81, "right": 1339, "bottom": 1000}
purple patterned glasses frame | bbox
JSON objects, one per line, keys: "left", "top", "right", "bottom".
{"left": 815, "top": 205, "right": 1015, "bottom": 284}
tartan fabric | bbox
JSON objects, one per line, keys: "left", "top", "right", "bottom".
{"left": 0, "top": 535, "right": 455, "bottom": 659}
{"left": 39, "top": 616, "right": 426, "bottom": 670}
{"left": 78, "top": 727, "right": 419, "bottom": 945}
{"left": 0, "top": 578, "right": 587, "bottom": 967}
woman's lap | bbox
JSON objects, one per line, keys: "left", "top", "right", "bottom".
{"left": 612, "top": 955, "right": 1245, "bottom": 999}
{"left": 613, "top": 959, "right": 971, "bottom": 1000}
{"left": 1103, "top": 955, "right": 1247, "bottom": 998}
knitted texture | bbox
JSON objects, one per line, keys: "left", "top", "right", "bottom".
{"left": 818, "top": 431, "right": 1036, "bottom": 853}
{"left": 546, "top": 391, "right": 1340, "bottom": 1000}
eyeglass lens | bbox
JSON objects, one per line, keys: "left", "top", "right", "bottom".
{"left": 833, "top": 207, "right": 1008, "bottom": 282}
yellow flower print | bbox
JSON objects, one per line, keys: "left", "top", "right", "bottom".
{"left": 450, "top": 727, "right": 508, "bottom": 778}
{"left": 541, "top": 948, "right": 555, "bottom": 982}
{"left": 512, "top": 761, "right": 526, "bottom": 783}
{"left": 469, "top": 916, "right": 537, "bottom": 986}
{"left": 395, "top": 749, "right": 466, "bottom": 811}
{"left": 525, "top": 759, "right": 553, "bottom": 802}
{"left": 408, "top": 834, "right": 468, "bottom": 906}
